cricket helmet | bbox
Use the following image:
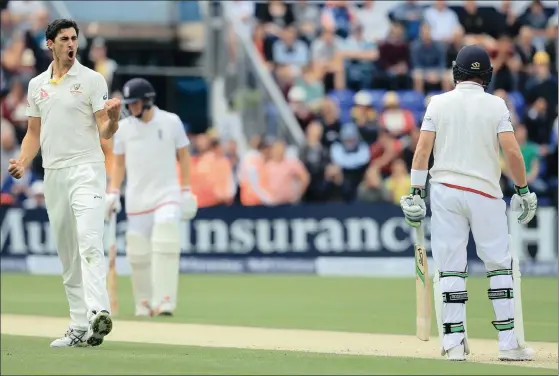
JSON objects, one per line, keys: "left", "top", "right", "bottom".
{"left": 122, "top": 78, "right": 156, "bottom": 118}
{"left": 452, "top": 44, "right": 493, "bottom": 87}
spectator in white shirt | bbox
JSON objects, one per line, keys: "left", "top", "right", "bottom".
{"left": 272, "top": 25, "right": 310, "bottom": 84}
{"left": 423, "top": 0, "right": 461, "bottom": 43}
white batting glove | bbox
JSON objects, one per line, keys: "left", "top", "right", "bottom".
{"left": 105, "top": 191, "right": 122, "bottom": 221}
{"left": 510, "top": 185, "right": 537, "bottom": 225}
{"left": 181, "top": 187, "right": 198, "bottom": 220}
{"left": 400, "top": 190, "right": 427, "bottom": 228}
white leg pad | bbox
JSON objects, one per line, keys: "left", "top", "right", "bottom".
{"left": 433, "top": 270, "right": 470, "bottom": 356}
{"left": 125, "top": 232, "right": 152, "bottom": 315}
{"left": 151, "top": 221, "right": 181, "bottom": 314}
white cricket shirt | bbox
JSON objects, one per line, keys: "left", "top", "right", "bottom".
{"left": 26, "top": 59, "right": 107, "bottom": 169}
{"left": 421, "top": 82, "right": 514, "bottom": 199}
{"left": 113, "top": 107, "right": 190, "bottom": 214}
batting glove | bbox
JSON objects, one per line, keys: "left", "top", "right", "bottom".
{"left": 400, "top": 188, "right": 427, "bottom": 228}
{"left": 105, "top": 191, "right": 122, "bottom": 221}
{"left": 510, "top": 185, "right": 537, "bottom": 225}
{"left": 181, "top": 187, "right": 198, "bottom": 220}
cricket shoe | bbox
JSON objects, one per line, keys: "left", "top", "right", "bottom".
{"left": 153, "top": 297, "right": 174, "bottom": 317}
{"left": 135, "top": 300, "right": 153, "bottom": 317}
{"left": 446, "top": 342, "right": 466, "bottom": 361}
{"left": 87, "top": 310, "right": 113, "bottom": 346}
{"left": 50, "top": 327, "right": 89, "bottom": 348}
{"left": 499, "top": 346, "right": 535, "bottom": 361}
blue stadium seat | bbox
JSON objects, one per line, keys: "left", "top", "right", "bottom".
{"left": 508, "top": 91, "right": 525, "bottom": 119}
{"left": 413, "top": 110, "right": 425, "bottom": 125}
{"left": 340, "top": 109, "right": 352, "bottom": 124}
{"left": 397, "top": 90, "right": 425, "bottom": 111}
{"left": 328, "top": 89, "right": 355, "bottom": 109}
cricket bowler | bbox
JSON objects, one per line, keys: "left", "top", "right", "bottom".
{"left": 106, "top": 77, "right": 198, "bottom": 317}
{"left": 8, "top": 19, "right": 121, "bottom": 347}
{"left": 400, "top": 45, "right": 537, "bottom": 361}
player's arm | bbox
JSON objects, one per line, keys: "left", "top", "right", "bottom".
{"left": 91, "top": 73, "right": 120, "bottom": 139}
{"left": 498, "top": 132, "right": 527, "bottom": 188}
{"left": 411, "top": 131, "right": 435, "bottom": 188}
{"left": 18, "top": 117, "right": 41, "bottom": 168}
{"left": 176, "top": 146, "right": 191, "bottom": 188}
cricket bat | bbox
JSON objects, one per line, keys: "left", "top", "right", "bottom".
{"left": 107, "top": 212, "right": 118, "bottom": 316}
{"left": 415, "top": 224, "right": 431, "bottom": 341}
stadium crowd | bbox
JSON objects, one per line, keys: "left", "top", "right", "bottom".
{"left": 1, "top": 0, "right": 558, "bottom": 210}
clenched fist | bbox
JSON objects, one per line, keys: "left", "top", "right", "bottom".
{"left": 104, "top": 98, "right": 121, "bottom": 122}
{"left": 7, "top": 159, "right": 24, "bottom": 179}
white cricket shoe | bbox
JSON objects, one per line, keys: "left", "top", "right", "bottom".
{"left": 446, "top": 342, "right": 466, "bottom": 361}
{"left": 50, "top": 328, "right": 89, "bottom": 348}
{"left": 153, "top": 297, "right": 174, "bottom": 316}
{"left": 499, "top": 346, "right": 535, "bottom": 361}
{"left": 135, "top": 300, "right": 153, "bottom": 317}
{"left": 86, "top": 310, "right": 113, "bottom": 347}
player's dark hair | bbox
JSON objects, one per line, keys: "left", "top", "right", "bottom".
{"left": 45, "top": 19, "right": 79, "bottom": 44}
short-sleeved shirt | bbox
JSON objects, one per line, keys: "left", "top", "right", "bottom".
{"left": 26, "top": 59, "right": 107, "bottom": 169}
{"left": 113, "top": 107, "right": 189, "bottom": 214}
{"left": 421, "top": 81, "right": 513, "bottom": 198}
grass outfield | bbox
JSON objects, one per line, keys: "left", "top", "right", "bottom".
{"left": 1, "top": 274, "right": 557, "bottom": 375}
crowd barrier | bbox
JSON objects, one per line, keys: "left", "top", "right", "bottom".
{"left": 1, "top": 203, "right": 557, "bottom": 277}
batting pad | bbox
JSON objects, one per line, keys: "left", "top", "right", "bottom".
{"left": 151, "top": 221, "right": 181, "bottom": 312}
{"left": 126, "top": 232, "right": 153, "bottom": 313}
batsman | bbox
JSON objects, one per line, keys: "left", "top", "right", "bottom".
{"left": 400, "top": 45, "right": 537, "bottom": 361}
{"left": 106, "top": 78, "right": 198, "bottom": 316}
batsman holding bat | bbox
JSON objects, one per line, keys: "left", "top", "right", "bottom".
{"left": 106, "top": 78, "right": 198, "bottom": 317}
{"left": 8, "top": 19, "right": 119, "bottom": 348}
{"left": 400, "top": 45, "right": 537, "bottom": 361}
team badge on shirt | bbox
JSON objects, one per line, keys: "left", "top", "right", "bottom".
{"left": 70, "top": 83, "right": 82, "bottom": 94}
{"left": 103, "top": 92, "right": 108, "bottom": 100}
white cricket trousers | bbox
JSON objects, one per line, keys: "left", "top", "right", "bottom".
{"left": 43, "top": 162, "right": 111, "bottom": 330}
{"left": 430, "top": 182, "right": 518, "bottom": 351}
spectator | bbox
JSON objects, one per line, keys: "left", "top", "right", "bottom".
{"left": 503, "top": 124, "right": 547, "bottom": 194}
{"left": 376, "top": 22, "right": 411, "bottom": 90}
{"left": 350, "top": 90, "right": 379, "bottom": 144}
{"left": 310, "top": 25, "right": 345, "bottom": 91}
{"left": 423, "top": 0, "right": 461, "bottom": 43}
{"left": 517, "top": 0, "right": 550, "bottom": 50}
{"left": 458, "top": 0, "right": 491, "bottom": 43}
{"left": 238, "top": 136, "right": 275, "bottom": 206}
{"left": 400, "top": 129, "right": 434, "bottom": 174}
{"left": 293, "top": 0, "right": 321, "bottom": 44}
{"left": 293, "top": 62, "right": 325, "bottom": 112}
{"left": 318, "top": 98, "right": 342, "bottom": 148}
{"left": 525, "top": 51, "right": 558, "bottom": 120}
{"left": 354, "top": 0, "right": 391, "bottom": 43}
{"left": 266, "top": 139, "right": 310, "bottom": 205}
{"left": 389, "top": 0, "right": 424, "bottom": 41}
{"left": 378, "top": 91, "right": 416, "bottom": 139}
{"left": 320, "top": 0, "right": 355, "bottom": 39}
{"left": 1, "top": 8, "right": 26, "bottom": 74}
{"left": 287, "top": 86, "right": 315, "bottom": 132}
{"left": 255, "top": 0, "right": 295, "bottom": 38}
{"left": 339, "top": 23, "right": 379, "bottom": 92}
{"left": 22, "top": 180, "right": 45, "bottom": 209}
{"left": 523, "top": 97, "right": 553, "bottom": 145}
{"left": 370, "top": 129, "right": 403, "bottom": 176}
{"left": 320, "top": 163, "right": 349, "bottom": 202}
{"left": 493, "top": 0, "right": 520, "bottom": 38}
{"left": 0, "top": 118, "right": 20, "bottom": 185}
{"left": 190, "top": 132, "right": 236, "bottom": 208}
{"left": 1, "top": 75, "right": 27, "bottom": 141}
{"left": 357, "top": 166, "right": 390, "bottom": 202}
{"left": 272, "top": 25, "right": 310, "bottom": 81}
{"left": 515, "top": 26, "right": 537, "bottom": 68}
{"left": 384, "top": 158, "right": 411, "bottom": 205}
{"left": 544, "top": 13, "right": 557, "bottom": 75}
{"left": 88, "top": 37, "right": 118, "bottom": 96}
{"left": 444, "top": 26, "right": 466, "bottom": 87}
{"left": 490, "top": 34, "right": 525, "bottom": 92}
{"left": 300, "top": 121, "right": 331, "bottom": 202}
{"left": 411, "top": 23, "right": 447, "bottom": 93}
{"left": 329, "top": 124, "right": 370, "bottom": 198}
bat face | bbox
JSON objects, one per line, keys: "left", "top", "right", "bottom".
{"left": 415, "top": 244, "right": 431, "bottom": 341}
